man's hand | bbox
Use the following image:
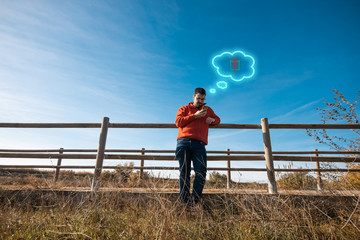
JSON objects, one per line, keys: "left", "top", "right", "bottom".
{"left": 194, "top": 109, "right": 207, "bottom": 119}
{"left": 206, "top": 117, "right": 215, "bottom": 124}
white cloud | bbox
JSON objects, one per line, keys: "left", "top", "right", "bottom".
{"left": 0, "top": 90, "right": 68, "bottom": 121}
{"left": 271, "top": 99, "right": 322, "bottom": 123}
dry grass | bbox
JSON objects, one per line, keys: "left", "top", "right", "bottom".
{"left": 0, "top": 189, "right": 360, "bottom": 239}
{"left": 0, "top": 169, "right": 360, "bottom": 239}
{"left": 0, "top": 168, "right": 267, "bottom": 190}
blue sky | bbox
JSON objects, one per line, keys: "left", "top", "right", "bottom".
{"left": 0, "top": 0, "right": 359, "bottom": 182}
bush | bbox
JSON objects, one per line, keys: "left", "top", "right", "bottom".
{"left": 207, "top": 172, "right": 228, "bottom": 188}
{"left": 115, "top": 162, "right": 134, "bottom": 182}
{"left": 277, "top": 171, "right": 317, "bottom": 190}
{"left": 340, "top": 163, "right": 360, "bottom": 189}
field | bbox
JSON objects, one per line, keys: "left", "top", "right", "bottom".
{"left": 0, "top": 169, "right": 359, "bottom": 239}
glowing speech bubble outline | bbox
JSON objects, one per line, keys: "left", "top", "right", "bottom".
{"left": 216, "top": 81, "right": 228, "bottom": 89}
{"left": 211, "top": 50, "right": 255, "bottom": 82}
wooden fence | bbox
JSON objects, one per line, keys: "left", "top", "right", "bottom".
{"left": 0, "top": 117, "right": 359, "bottom": 193}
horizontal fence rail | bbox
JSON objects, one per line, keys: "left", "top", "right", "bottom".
{"left": 0, "top": 152, "right": 359, "bottom": 162}
{"left": 1, "top": 123, "right": 360, "bottom": 129}
{"left": 1, "top": 117, "right": 359, "bottom": 193}
{"left": 2, "top": 165, "right": 360, "bottom": 172}
{"left": 0, "top": 149, "right": 359, "bottom": 155}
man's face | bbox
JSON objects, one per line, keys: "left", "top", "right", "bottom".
{"left": 193, "top": 93, "right": 205, "bottom": 108}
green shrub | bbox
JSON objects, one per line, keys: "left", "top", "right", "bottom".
{"left": 277, "top": 171, "right": 317, "bottom": 190}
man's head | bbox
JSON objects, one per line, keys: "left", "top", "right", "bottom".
{"left": 193, "top": 87, "right": 206, "bottom": 108}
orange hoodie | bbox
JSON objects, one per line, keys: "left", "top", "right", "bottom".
{"left": 175, "top": 103, "right": 220, "bottom": 145}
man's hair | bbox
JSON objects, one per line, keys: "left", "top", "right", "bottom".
{"left": 194, "top": 87, "right": 206, "bottom": 96}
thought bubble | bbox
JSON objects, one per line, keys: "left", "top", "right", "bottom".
{"left": 212, "top": 50, "right": 255, "bottom": 82}
{"left": 216, "top": 81, "right": 228, "bottom": 89}
{"left": 208, "top": 50, "right": 255, "bottom": 94}
{"left": 209, "top": 81, "right": 228, "bottom": 94}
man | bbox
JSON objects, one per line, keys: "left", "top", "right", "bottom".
{"left": 175, "top": 87, "right": 221, "bottom": 204}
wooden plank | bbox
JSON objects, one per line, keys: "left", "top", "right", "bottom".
{"left": 0, "top": 166, "right": 265, "bottom": 171}
{"left": 110, "top": 167, "right": 267, "bottom": 171}
{"left": 274, "top": 168, "right": 360, "bottom": 172}
{"left": 105, "top": 154, "right": 265, "bottom": 161}
{"left": 0, "top": 165, "right": 94, "bottom": 169}
{"left": 109, "top": 123, "right": 175, "bottom": 128}
{"left": 261, "top": 118, "right": 277, "bottom": 194}
{"left": 91, "top": 117, "right": 110, "bottom": 191}
{"left": 311, "top": 151, "right": 360, "bottom": 155}
{"left": 2, "top": 153, "right": 357, "bottom": 162}
{"left": 0, "top": 149, "right": 95, "bottom": 152}
{"left": 314, "top": 149, "right": 323, "bottom": 191}
{"left": 109, "top": 123, "right": 262, "bottom": 129}
{"left": 0, "top": 153, "right": 265, "bottom": 160}
{"left": 226, "top": 149, "right": 231, "bottom": 189}
{"left": 210, "top": 168, "right": 267, "bottom": 171}
{"left": 0, "top": 153, "right": 96, "bottom": 159}
{"left": 1, "top": 122, "right": 358, "bottom": 129}
{"left": 0, "top": 123, "right": 101, "bottom": 128}
{"left": 0, "top": 148, "right": 358, "bottom": 155}
{"left": 139, "top": 148, "right": 145, "bottom": 179}
{"left": 211, "top": 124, "right": 261, "bottom": 129}
{"left": 273, "top": 155, "right": 360, "bottom": 162}
{"left": 54, "top": 148, "right": 63, "bottom": 183}
{"left": 269, "top": 124, "right": 360, "bottom": 129}
{"left": 1, "top": 165, "right": 359, "bottom": 172}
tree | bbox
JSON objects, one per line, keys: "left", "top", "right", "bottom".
{"left": 306, "top": 89, "right": 360, "bottom": 187}
{"left": 306, "top": 88, "right": 359, "bottom": 151}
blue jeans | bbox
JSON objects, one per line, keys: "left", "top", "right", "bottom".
{"left": 176, "top": 138, "right": 207, "bottom": 203}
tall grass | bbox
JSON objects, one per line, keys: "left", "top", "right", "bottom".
{"left": 0, "top": 168, "right": 267, "bottom": 190}
{"left": 1, "top": 188, "right": 359, "bottom": 239}
{"left": 0, "top": 169, "right": 359, "bottom": 239}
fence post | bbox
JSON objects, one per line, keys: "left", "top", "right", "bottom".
{"left": 314, "top": 149, "right": 323, "bottom": 191}
{"left": 91, "top": 117, "right": 110, "bottom": 191}
{"left": 227, "top": 148, "right": 231, "bottom": 189}
{"left": 54, "top": 147, "right": 63, "bottom": 183}
{"left": 139, "top": 148, "right": 145, "bottom": 179}
{"left": 261, "top": 118, "right": 278, "bottom": 194}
